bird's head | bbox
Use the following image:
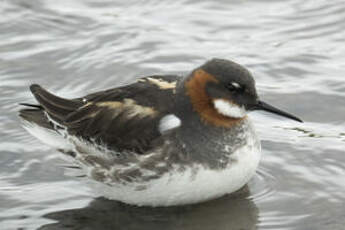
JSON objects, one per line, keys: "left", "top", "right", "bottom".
{"left": 185, "top": 58, "right": 302, "bottom": 127}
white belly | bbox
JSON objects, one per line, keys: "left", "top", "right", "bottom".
{"left": 88, "top": 134, "right": 261, "bottom": 207}
{"left": 23, "top": 118, "right": 261, "bottom": 207}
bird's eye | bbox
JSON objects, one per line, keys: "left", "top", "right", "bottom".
{"left": 226, "top": 82, "right": 242, "bottom": 92}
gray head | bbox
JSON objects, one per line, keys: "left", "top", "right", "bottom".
{"left": 184, "top": 58, "right": 302, "bottom": 126}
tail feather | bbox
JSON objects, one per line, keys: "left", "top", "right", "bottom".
{"left": 30, "top": 84, "right": 82, "bottom": 110}
{"left": 20, "top": 84, "right": 84, "bottom": 128}
{"left": 19, "top": 103, "right": 42, "bottom": 109}
{"left": 29, "top": 84, "right": 83, "bottom": 123}
{"left": 19, "top": 107, "right": 52, "bottom": 130}
{"left": 19, "top": 84, "right": 78, "bottom": 151}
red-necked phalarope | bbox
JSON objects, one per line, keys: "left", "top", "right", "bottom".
{"left": 19, "top": 58, "right": 302, "bottom": 206}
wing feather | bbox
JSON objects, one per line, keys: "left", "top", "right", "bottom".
{"left": 24, "top": 76, "right": 178, "bottom": 155}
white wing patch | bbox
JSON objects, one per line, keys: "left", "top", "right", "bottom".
{"left": 213, "top": 99, "right": 246, "bottom": 118}
{"left": 231, "top": 82, "right": 241, "bottom": 89}
{"left": 159, "top": 114, "right": 181, "bottom": 134}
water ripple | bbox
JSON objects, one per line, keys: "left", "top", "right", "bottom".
{"left": 1, "top": 0, "right": 345, "bottom": 229}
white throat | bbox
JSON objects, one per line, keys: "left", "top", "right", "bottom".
{"left": 213, "top": 99, "right": 246, "bottom": 118}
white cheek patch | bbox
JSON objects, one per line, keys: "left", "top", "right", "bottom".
{"left": 213, "top": 99, "right": 246, "bottom": 118}
{"left": 159, "top": 114, "right": 181, "bottom": 134}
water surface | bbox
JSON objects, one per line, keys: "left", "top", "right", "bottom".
{"left": 1, "top": 0, "right": 345, "bottom": 229}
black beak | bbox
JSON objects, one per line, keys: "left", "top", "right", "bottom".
{"left": 253, "top": 100, "right": 303, "bottom": 123}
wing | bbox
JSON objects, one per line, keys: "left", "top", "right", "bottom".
{"left": 28, "top": 75, "right": 179, "bottom": 154}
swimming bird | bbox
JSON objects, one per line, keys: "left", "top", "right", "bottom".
{"left": 19, "top": 58, "right": 302, "bottom": 206}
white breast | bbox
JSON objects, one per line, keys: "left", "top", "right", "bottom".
{"left": 88, "top": 122, "right": 261, "bottom": 206}
{"left": 22, "top": 114, "right": 261, "bottom": 207}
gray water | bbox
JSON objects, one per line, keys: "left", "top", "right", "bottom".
{"left": 1, "top": 0, "right": 345, "bottom": 229}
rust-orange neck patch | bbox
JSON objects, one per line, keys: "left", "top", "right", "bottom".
{"left": 185, "top": 69, "right": 245, "bottom": 128}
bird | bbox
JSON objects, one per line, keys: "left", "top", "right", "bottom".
{"left": 19, "top": 58, "right": 302, "bottom": 207}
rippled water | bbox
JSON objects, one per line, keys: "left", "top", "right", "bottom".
{"left": 1, "top": 0, "right": 345, "bottom": 229}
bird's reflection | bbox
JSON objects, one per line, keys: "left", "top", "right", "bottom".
{"left": 39, "top": 186, "right": 258, "bottom": 230}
